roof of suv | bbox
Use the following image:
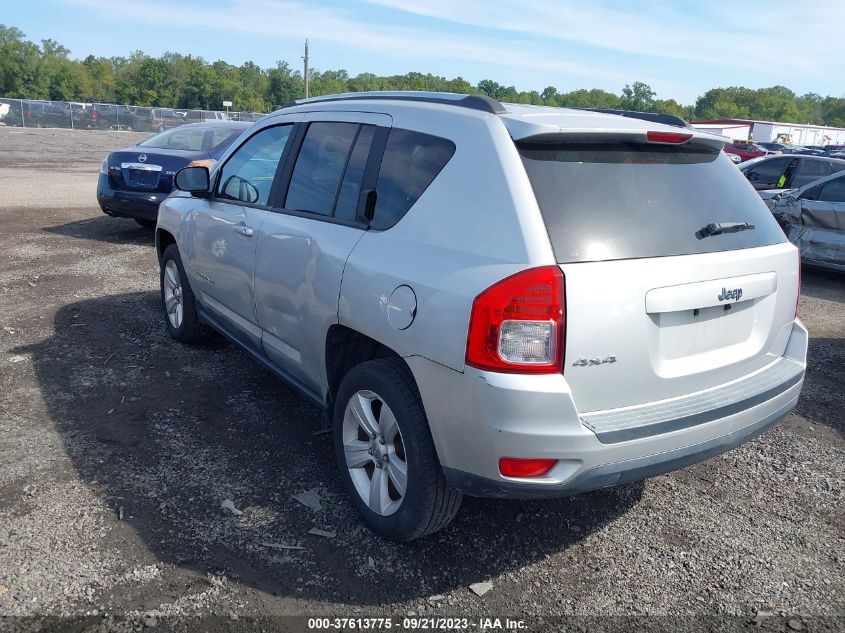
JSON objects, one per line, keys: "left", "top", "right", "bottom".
{"left": 276, "top": 91, "right": 728, "bottom": 146}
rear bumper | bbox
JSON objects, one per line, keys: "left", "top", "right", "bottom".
{"left": 408, "top": 319, "right": 808, "bottom": 498}
{"left": 97, "top": 174, "right": 165, "bottom": 221}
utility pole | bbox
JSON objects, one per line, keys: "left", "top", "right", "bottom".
{"left": 303, "top": 38, "right": 310, "bottom": 99}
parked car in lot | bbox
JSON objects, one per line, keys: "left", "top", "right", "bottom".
{"left": 756, "top": 142, "right": 793, "bottom": 154}
{"left": 740, "top": 155, "right": 845, "bottom": 199}
{"left": 131, "top": 107, "right": 186, "bottom": 132}
{"left": 183, "top": 110, "right": 228, "bottom": 123}
{"left": 97, "top": 122, "right": 249, "bottom": 227}
{"left": 4, "top": 100, "right": 71, "bottom": 127}
{"left": 768, "top": 170, "right": 845, "bottom": 271}
{"left": 724, "top": 142, "right": 769, "bottom": 162}
{"left": 0, "top": 102, "right": 10, "bottom": 122}
{"left": 78, "top": 103, "right": 135, "bottom": 130}
{"left": 155, "top": 92, "right": 806, "bottom": 541}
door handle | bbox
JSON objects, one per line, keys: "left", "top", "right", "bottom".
{"left": 233, "top": 224, "right": 254, "bottom": 237}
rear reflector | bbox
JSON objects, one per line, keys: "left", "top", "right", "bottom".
{"left": 646, "top": 131, "right": 693, "bottom": 144}
{"left": 499, "top": 458, "right": 557, "bottom": 478}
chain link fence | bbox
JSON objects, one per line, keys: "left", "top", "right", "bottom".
{"left": 0, "top": 98, "right": 265, "bottom": 131}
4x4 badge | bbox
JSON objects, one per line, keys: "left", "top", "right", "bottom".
{"left": 572, "top": 356, "right": 617, "bottom": 367}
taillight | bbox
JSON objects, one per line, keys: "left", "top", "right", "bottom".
{"left": 646, "top": 131, "right": 692, "bottom": 144}
{"left": 186, "top": 159, "right": 217, "bottom": 169}
{"left": 466, "top": 266, "right": 565, "bottom": 373}
{"left": 499, "top": 457, "right": 557, "bottom": 478}
{"left": 795, "top": 248, "right": 802, "bottom": 318}
{"left": 99, "top": 157, "right": 108, "bottom": 175}
{"left": 92, "top": 111, "right": 98, "bottom": 119}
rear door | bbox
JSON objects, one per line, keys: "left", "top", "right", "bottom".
{"left": 743, "top": 156, "right": 796, "bottom": 190}
{"left": 795, "top": 173, "right": 845, "bottom": 267}
{"left": 253, "top": 111, "right": 390, "bottom": 396}
{"left": 790, "top": 158, "right": 835, "bottom": 189}
{"left": 518, "top": 139, "right": 799, "bottom": 412}
{"left": 188, "top": 119, "right": 298, "bottom": 349}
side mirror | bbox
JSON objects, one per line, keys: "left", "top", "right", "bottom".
{"left": 174, "top": 166, "right": 211, "bottom": 196}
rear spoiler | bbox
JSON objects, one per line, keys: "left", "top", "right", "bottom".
{"left": 572, "top": 108, "right": 692, "bottom": 129}
{"left": 514, "top": 129, "right": 728, "bottom": 151}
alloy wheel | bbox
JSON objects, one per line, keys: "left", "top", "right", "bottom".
{"left": 163, "top": 259, "right": 184, "bottom": 329}
{"left": 342, "top": 390, "right": 408, "bottom": 516}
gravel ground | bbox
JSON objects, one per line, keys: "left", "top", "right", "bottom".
{"left": 0, "top": 127, "right": 842, "bottom": 632}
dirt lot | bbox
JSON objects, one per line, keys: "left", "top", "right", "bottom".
{"left": 0, "top": 127, "right": 842, "bottom": 632}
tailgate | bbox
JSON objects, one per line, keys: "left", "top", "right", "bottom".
{"left": 562, "top": 242, "right": 799, "bottom": 412}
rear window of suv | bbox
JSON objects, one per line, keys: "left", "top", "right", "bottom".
{"left": 518, "top": 141, "right": 786, "bottom": 263}
{"left": 371, "top": 129, "right": 455, "bottom": 230}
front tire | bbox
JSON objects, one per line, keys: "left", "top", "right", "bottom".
{"left": 333, "top": 358, "right": 462, "bottom": 541}
{"left": 159, "top": 244, "right": 206, "bottom": 343}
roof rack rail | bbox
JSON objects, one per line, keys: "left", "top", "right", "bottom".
{"left": 280, "top": 91, "right": 507, "bottom": 115}
{"left": 576, "top": 108, "right": 691, "bottom": 129}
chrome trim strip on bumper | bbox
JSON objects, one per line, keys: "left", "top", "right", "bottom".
{"left": 581, "top": 358, "right": 804, "bottom": 444}
{"left": 120, "top": 162, "right": 163, "bottom": 171}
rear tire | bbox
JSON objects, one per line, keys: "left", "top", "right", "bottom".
{"left": 160, "top": 244, "right": 206, "bottom": 344}
{"left": 333, "top": 358, "right": 462, "bottom": 541}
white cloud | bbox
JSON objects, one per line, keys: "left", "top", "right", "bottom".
{"left": 67, "top": 0, "right": 632, "bottom": 84}
{"left": 365, "top": 0, "right": 845, "bottom": 76}
{"left": 59, "top": 0, "right": 845, "bottom": 102}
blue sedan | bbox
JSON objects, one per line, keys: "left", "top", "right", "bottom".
{"left": 97, "top": 122, "right": 251, "bottom": 227}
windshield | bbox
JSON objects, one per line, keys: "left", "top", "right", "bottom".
{"left": 138, "top": 126, "right": 242, "bottom": 151}
{"left": 518, "top": 141, "right": 786, "bottom": 263}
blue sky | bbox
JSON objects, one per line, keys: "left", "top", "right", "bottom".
{"left": 6, "top": 0, "right": 845, "bottom": 104}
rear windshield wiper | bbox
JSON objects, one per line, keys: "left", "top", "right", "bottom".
{"left": 698, "top": 221, "right": 755, "bottom": 238}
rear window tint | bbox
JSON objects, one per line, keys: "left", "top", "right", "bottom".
{"left": 518, "top": 142, "right": 786, "bottom": 263}
{"left": 334, "top": 125, "right": 375, "bottom": 222}
{"left": 285, "top": 122, "right": 359, "bottom": 216}
{"left": 372, "top": 129, "right": 455, "bottom": 230}
{"left": 793, "top": 159, "right": 833, "bottom": 188}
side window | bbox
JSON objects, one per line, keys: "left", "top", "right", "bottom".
{"left": 745, "top": 157, "right": 792, "bottom": 185}
{"left": 818, "top": 176, "right": 845, "bottom": 203}
{"left": 284, "top": 122, "right": 359, "bottom": 216}
{"left": 217, "top": 125, "right": 292, "bottom": 206}
{"left": 334, "top": 126, "right": 375, "bottom": 222}
{"left": 372, "top": 128, "right": 456, "bottom": 230}
{"left": 792, "top": 159, "right": 833, "bottom": 188}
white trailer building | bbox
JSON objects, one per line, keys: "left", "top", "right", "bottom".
{"left": 691, "top": 118, "right": 845, "bottom": 146}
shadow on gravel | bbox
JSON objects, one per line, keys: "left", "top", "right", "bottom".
{"left": 43, "top": 215, "right": 155, "bottom": 245}
{"left": 796, "top": 337, "right": 845, "bottom": 437}
{"left": 16, "top": 291, "right": 642, "bottom": 606}
{"left": 800, "top": 266, "right": 844, "bottom": 305}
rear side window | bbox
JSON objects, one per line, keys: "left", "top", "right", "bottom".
{"left": 793, "top": 159, "right": 833, "bottom": 188}
{"left": 334, "top": 126, "right": 375, "bottom": 222}
{"left": 285, "top": 122, "right": 360, "bottom": 216}
{"left": 818, "top": 176, "right": 845, "bottom": 203}
{"left": 372, "top": 129, "right": 455, "bottom": 230}
{"left": 519, "top": 142, "right": 786, "bottom": 263}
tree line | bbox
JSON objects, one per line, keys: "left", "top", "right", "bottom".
{"left": 2, "top": 24, "right": 844, "bottom": 126}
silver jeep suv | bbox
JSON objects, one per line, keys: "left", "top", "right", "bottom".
{"left": 155, "top": 92, "right": 807, "bottom": 541}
